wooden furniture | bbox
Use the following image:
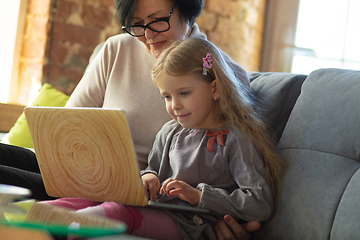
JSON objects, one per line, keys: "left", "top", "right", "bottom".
{"left": 0, "top": 103, "right": 24, "bottom": 133}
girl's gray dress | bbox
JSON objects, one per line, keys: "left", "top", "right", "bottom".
{"left": 141, "top": 120, "right": 273, "bottom": 240}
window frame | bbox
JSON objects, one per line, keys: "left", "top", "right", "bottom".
{"left": 9, "top": 0, "right": 28, "bottom": 104}
{"left": 260, "top": 0, "right": 300, "bottom": 72}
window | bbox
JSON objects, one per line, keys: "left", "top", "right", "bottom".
{"left": 0, "top": 0, "right": 28, "bottom": 104}
{"left": 262, "top": 0, "right": 360, "bottom": 74}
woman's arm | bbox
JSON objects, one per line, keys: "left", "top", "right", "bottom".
{"left": 214, "top": 216, "right": 261, "bottom": 240}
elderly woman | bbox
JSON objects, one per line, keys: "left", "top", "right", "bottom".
{"left": 0, "top": 0, "right": 260, "bottom": 238}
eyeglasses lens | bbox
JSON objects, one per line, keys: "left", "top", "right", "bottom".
{"left": 131, "top": 20, "right": 170, "bottom": 37}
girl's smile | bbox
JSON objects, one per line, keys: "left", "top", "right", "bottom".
{"left": 175, "top": 113, "right": 191, "bottom": 123}
{"left": 176, "top": 113, "right": 191, "bottom": 118}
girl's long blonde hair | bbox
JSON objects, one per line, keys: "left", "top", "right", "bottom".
{"left": 152, "top": 37, "right": 283, "bottom": 199}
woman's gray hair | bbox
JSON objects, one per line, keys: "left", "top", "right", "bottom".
{"left": 115, "top": 0, "right": 203, "bottom": 29}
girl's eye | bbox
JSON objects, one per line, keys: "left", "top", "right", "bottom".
{"left": 181, "top": 92, "right": 189, "bottom": 96}
{"left": 163, "top": 95, "right": 171, "bottom": 100}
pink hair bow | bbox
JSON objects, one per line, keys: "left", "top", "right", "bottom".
{"left": 202, "top": 53, "right": 212, "bottom": 75}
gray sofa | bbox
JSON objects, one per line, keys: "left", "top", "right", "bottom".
{"left": 248, "top": 68, "right": 360, "bottom": 240}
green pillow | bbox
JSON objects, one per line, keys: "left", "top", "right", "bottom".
{"left": 5, "top": 83, "right": 69, "bottom": 148}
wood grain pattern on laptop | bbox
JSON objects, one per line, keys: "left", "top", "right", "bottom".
{"left": 25, "top": 107, "right": 147, "bottom": 206}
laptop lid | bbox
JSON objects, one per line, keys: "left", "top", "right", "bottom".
{"left": 25, "top": 106, "right": 148, "bottom": 206}
{"left": 25, "top": 106, "right": 210, "bottom": 214}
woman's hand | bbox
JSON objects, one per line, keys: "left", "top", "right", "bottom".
{"left": 141, "top": 173, "right": 160, "bottom": 202}
{"left": 160, "top": 178, "right": 202, "bottom": 206}
{"left": 214, "top": 215, "right": 261, "bottom": 240}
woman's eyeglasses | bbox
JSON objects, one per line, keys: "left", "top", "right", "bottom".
{"left": 122, "top": 4, "right": 176, "bottom": 37}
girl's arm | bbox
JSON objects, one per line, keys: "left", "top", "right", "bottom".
{"left": 141, "top": 120, "right": 180, "bottom": 175}
{"left": 139, "top": 124, "right": 168, "bottom": 201}
{"left": 142, "top": 173, "right": 160, "bottom": 202}
{"left": 140, "top": 121, "right": 180, "bottom": 201}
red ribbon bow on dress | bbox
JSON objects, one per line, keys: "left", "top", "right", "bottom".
{"left": 205, "top": 129, "right": 229, "bottom": 152}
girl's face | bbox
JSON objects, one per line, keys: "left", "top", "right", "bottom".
{"left": 156, "top": 73, "right": 221, "bottom": 129}
{"left": 133, "top": 0, "right": 190, "bottom": 58}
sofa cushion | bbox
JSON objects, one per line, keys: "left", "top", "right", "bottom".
{"left": 2, "top": 83, "right": 69, "bottom": 148}
{"left": 252, "top": 68, "right": 360, "bottom": 240}
{"left": 249, "top": 72, "right": 307, "bottom": 142}
{"left": 331, "top": 168, "right": 360, "bottom": 239}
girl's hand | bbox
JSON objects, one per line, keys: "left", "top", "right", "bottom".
{"left": 141, "top": 173, "right": 160, "bottom": 202}
{"left": 160, "top": 178, "right": 202, "bottom": 206}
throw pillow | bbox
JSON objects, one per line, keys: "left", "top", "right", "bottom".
{"left": 2, "top": 83, "right": 69, "bottom": 148}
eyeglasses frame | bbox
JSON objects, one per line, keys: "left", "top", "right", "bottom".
{"left": 122, "top": 4, "right": 176, "bottom": 37}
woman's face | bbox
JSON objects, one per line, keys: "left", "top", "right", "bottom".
{"left": 133, "top": 0, "right": 190, "bottom": 58}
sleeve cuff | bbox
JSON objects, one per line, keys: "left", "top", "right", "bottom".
{"left": 196, "top": 183, "right": 208, "bottom": 208}
{"left": 140, "top": 170, "right": 158, "bottom": 177}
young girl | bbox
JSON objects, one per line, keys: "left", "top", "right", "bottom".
{"left": 44, "top": 37, "right": 282, "bottom": 240}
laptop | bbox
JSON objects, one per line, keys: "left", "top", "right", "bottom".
{"left": 24, "top": 106, "right": 209, "bottom": 214}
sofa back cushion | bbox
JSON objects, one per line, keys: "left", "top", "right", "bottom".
{"left": 252, "top": 68, "right": 360, "bottom": 240}
{"left": 249, "top": 72, "right": 307, "bottom": 142}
